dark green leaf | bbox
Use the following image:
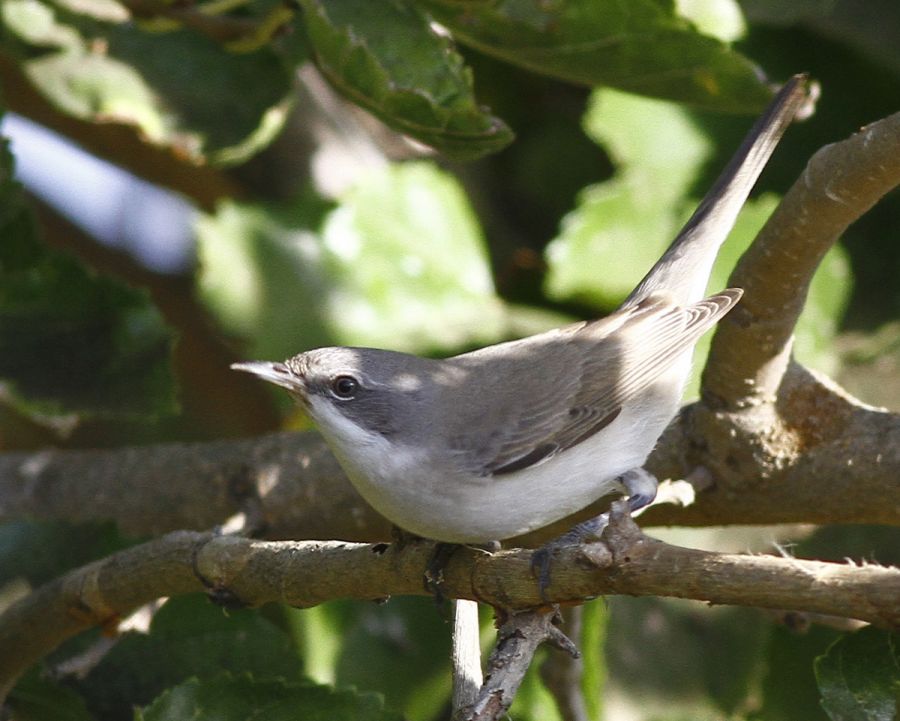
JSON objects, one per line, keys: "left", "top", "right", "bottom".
{"left": 741, "top": 0, "right": 900, "bottom": 75}
{"left": 0, "top": 520, "right": 127, "bottom": 587}
{"left": 101, "top": 26, "right": 294, "bottom": 165}
{"left": 331, "top": 597, "right": 452, "bottom": 718}
{"left": 815, "top": 627, "right": 900, "bottom": 721}
{"left": 8, "top": 668, "right": 96, "bottom": 721}
{"left": 137, "top": 673, "right": 402, "bottom": 721}
{"left": 608, "top": 597, "right": 768, "bottom": 718}
{"left": 298, "top": 0, "right": 512, "bottom": 159}
{"left": 0, "top": 137, "right": 177, "bottom": 420}
{"left": 753, "top": 623, "right": 839, "bottom": 721}
{"left": 419, "top": 0, "right": 772, "bottom": 112}
{"left": 75, "top": 595, "right": 305, "bottom": 720}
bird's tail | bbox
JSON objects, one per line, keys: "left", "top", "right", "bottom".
{"left": 623, "top": 74, "right": 810, "bottom": 309}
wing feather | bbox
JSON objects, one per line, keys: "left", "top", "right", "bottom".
{"left": 445, "top": 290, "right": 740, "bottom": 476}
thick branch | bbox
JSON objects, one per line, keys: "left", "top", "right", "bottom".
{"left": 1, "top": 511, "right": 898, "bottom": 697}
{"left": 642, "top": 361, "right": 900, "bottom": 527}
{"left": 0, "top": 432, "right": 391, "bottom": 541}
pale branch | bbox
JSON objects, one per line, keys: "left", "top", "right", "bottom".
{"left": 705, "top": 109, "right": 900, "bottom": 406}
{"left": 1, "top": 508, "right": 898, "bottom": 698}
{"left": 451, "top": 599, "right": 483, "bottom": 718}
{"left": 642, "top": 361, "right": 900, "bottom": 527}
{"left": 0, "top": 431, "right": 391, "bottom": 542}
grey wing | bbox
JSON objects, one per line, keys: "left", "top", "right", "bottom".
{"left": 457, "top": 291, "right": 741, "bottom": 477}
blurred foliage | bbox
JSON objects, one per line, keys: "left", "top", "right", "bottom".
{"left": 0, "top": 135, "right": 176, "bottom": 422}
{"left": 815, "top": 627, "right": 900, "bottom": 721}
{"left": 1, "top": 0, "right": 899, "bottom": 718}
{"left": 197, "top": 163, "right": 508, "bottom": 360}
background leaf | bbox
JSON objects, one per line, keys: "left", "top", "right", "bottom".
{"left": 545, "top": 87, "right": 851, "bottom": 394}
{"left": 815, "top": 627, "right": 900, "bottom": 721}
{"left": 74, "top": 595, "right": 306, "bottom": 720}
{"left": 7, "top": 669, "right": 97, "bottom": 721}
{"left": 137, "top": 673, "right": 402, "bottom": 721}
{"left": 0, "top": 0, "right": 295, "bottom": 164}
{"left": 420, "top": 0, "right": 772, "bottom": 111}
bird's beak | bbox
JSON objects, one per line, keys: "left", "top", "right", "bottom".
{"left": 231, "top": 361, "right": 305, "bottom": 393}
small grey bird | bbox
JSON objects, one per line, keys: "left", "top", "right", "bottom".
{"left": 234, "top": 75, "right": 807, "bottom": 545}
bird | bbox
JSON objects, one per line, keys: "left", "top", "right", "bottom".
{"left": 233, "top": 75, "right": 808, "bottom": 549}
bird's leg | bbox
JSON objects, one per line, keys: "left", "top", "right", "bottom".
{"left": 530, "top": 468, "right": 659, "bottom": 599}
{"left": 425, "top": 542, "right": 460, "bottom": 608}
{"left": 425, "top": 540, "right": 501, "bottom": 608}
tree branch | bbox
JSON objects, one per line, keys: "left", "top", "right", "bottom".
{"left": 1, "top": 508, "right": 898, "bottom": 699}
{"left": 643, "top": 109, "right": 900, "bottom": 527}
{"left": 705, "top": 109, "right": 900, "bottom": 406}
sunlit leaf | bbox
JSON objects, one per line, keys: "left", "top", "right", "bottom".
{"left": 0, "top": 0, "right": 295, "bottom": 164}
{"left": 544, "top": 87, "right": 710, "bottom": 308}
{"left": 544, "top": 88, "right": 850, "bottom": 396}
{"left": 198, "top": 163, "right": 507, "bottom": 361}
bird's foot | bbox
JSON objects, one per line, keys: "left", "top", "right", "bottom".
{"left": 530, "top": 468, "right": 658, "bottom": 600}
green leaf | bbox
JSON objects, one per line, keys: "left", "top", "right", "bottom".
{"left": 741, "top": 0, "right": 900, "bottom": 75}
{"left": 0, "top": 520, "right": 127, "bottom": 587}
{"left": 137, "top": 674, "right": 402, "bottom": 721}
{"left": 418, "top": 0, "right": 772, "bottom": 112}
{"left": 0, "top": 137, "right": 177, "bottom": 420}
{"left": 0, "top": 0, "right": 294, "bottom": 164}
{"left": 754, "top": 623, "right": 839, "bottom": 721}
{"left": 101, "top": 26, "right": 294, "bottom": 165}
{"left": 299, "top": 0, "right": 512, "bottom": 160}
{"left": 815, "top": 628, "right": 900, "bottom": 721}
{"left": 332, "top": 597, "right": 452, "bottom": 719}
{"left": 544, "top": 87, "right": 710, "bottom": 309}
{"left": 581, "top": 600, "right": 609, "bottom": 720}
{"left": 607, "top": 597, "right": 768, "bottom": 719}
{"left": 198, "top": 163, "right": 508, "bottom": 362}
{"left": 8, "top": 668, "right": 97, "bottom": 721}
{"left": 75, "top": 595, "right": 305, "bottom": 719}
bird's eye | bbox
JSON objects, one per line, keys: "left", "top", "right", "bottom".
{"left": 330, "top": 375, "right": 359, "bottom": 399}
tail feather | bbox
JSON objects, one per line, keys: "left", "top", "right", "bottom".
{"left": 623, "top": 74, "right": 809, "bottom": 308}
